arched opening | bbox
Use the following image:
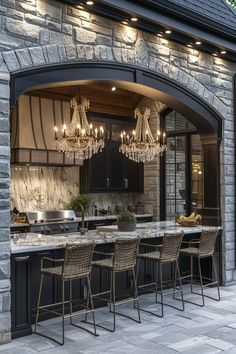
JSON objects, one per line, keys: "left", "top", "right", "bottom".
{"left": 10, "top": 62, "right": 222, "bottom": 225}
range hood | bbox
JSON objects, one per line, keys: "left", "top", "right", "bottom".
{"left": 11, "top": 95, "right": 82, "bottom": 166}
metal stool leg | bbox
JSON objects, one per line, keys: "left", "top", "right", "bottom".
{"left": 198, "top": 257, "right": 205, "bottom": 307}
{"left": 212, "top": 255, "right": 220, "bottom": 301}
{"left": 132, "top": 268, "right": 141, "bottom": 323}
{"left": 86, "top": 275, "right": 97, "bottom": 336}
{"left": 34, "top": 273, "right": 44, "bottom": 332}
{"left": 112, "top": 271, "right": 116, "bottom": 332}
{"left": 190, "top": 256, "right": 193, "bottom": 293}
{"left": 177, "top": 260, "right": 185, "bottom": 311}
{"left": 159, "top": 263, "right": 164, "bottom": 318}
{"left": 69, "top": 280, "right": 72, "bottom": 325}
{"left": 61, "top": 279, "right": 65, "bottom": 345}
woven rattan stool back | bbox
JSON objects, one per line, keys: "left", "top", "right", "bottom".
{"left": 113, "top": 238, "right": 140, "bottom": 271}
{"left": 62, "top": 242, "right": 95, "bottom": 279}
{"left": 199, "top": 229, "right": 219, "bottom": 256}
{"left": 160, "top": 232, "right": 184, "bottom": 263}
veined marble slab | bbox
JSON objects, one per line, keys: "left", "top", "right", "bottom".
{"left": 11, "top": 221, "right": 222, "bottom": 254}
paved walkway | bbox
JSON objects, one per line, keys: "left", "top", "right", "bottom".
{"left": 2, "top": 285, "right": 236, "bottom": 354}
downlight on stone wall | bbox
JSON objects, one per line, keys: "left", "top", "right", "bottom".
{"left": 0, "top": 0, "right": 235, "bottom": 344}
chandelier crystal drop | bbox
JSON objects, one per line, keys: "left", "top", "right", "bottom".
{"left": 119, "top": 107, "right": 167, "bottom": 163}
{"left": 53, "top": 96, "right": 105, "bottom": 160}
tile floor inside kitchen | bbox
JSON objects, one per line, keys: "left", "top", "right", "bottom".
{"left": 2, "top": 285, "right": 236, "bottom": 354}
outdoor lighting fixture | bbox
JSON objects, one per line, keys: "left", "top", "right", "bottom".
{"left": 111, "top": 86, "right": 116, "bottom": 91}
{"left": 221, "top": 50, "right": 227, "bottom": 54}
{"left": 213, "top": 53, "right": 218, "bottom": 57}
{"left": 86, "top": 1, "right": 94, "bottom": 5}
{"left": 165, "top": 30, "right": 172, "bottom": 34}
{"left": 131, "top": 17, "right": 138, "bottom": 22}
{"left": 157, "top": 33, "right": 163, "bottom": 37}
{"left": 122, "top": 21, "right": 128, "bottom": 25}
{"left": 53, "top": 96, "right": 105, "bottom": 160}
{"left": 195, "top": 41, "right": 202, "bottom": 45}
{"left": 187, "top": 44, "right": 193, "bottom": 48}
{"left": 119, "top": 108, "right": 166, "bottom": 163}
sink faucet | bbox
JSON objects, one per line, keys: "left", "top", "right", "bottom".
{"left": 76, "top": 203, "right": 86, "bottom": 235}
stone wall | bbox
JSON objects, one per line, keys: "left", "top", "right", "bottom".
{"left": 0, "top": 0, "right": 235, "bottom": 342}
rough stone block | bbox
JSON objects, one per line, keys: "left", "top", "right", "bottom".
{"left": 50, "top": 31, "right": 73, "bottom": 45}
{"left": 46, "top": 19, "right": 61, "bottom": 32}
{"left": 65, "top": 45, "right": 77, "bottom": 60}
{"left": 0, "top": 99, "right": 9, "bottom": 115}
{"left": 2, "top": 51, "right": 20, "bottom": 72}
{"left": 15, "top": 48, "right": 33, "bottom": 69}
{"left": 46, "top": 44, "right": 60, "bottom": 63}
{"left": 25, "top": 13, "right": 45, "bottom": 27}
{"left": 0, "top": 229, "right": 10, "bottom": 242}
{"left": 75, "top": 28, "right": 96, "bottom": 44}
{"left": 82, "top": 20, "right": 112, "bottom": 37}
{"left": 29, "top": 46, "right": 46, "bottom": 66}
{"left": 2, "top": 0, "right": 15, "bottom": 9}
{"left": 0, "top": 331, "right": 11, "bottom": 345}
{"left": 5, "top": 18, "right": 40, "bottom": 42}
{"left": 37, "top": 0, "right": 62, "bottom": 21}
{"left": 0, "top": 259, "right": 10, "bottom": 280}
{"left": 0, "top": 84, "right": 9, "bottom": 100}
{"left": 113, "top": 24, "right": 138, "bottom": 45}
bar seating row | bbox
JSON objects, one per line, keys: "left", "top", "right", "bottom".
{"left": 34, "top": 228, "right": 220, "bottom": 345}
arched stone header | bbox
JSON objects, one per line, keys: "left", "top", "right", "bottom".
{"left": 10, "top": 61, "right": 222, "bottom": 139}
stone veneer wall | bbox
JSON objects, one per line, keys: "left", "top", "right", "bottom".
{"left": 0, "top": 0, "right": 235, "bottom": 343}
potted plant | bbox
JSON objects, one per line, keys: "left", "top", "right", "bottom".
{"left": 117, "top": 210, "right": 136, "bottom": 232}
{"left": 67, "top": 194, "right": 90, "bottom": 216}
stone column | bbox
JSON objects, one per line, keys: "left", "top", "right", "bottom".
{"left": 0, "top": 62, "right": 11, "bottom": 344}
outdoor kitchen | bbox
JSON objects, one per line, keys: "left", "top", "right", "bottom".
{"left": 0, "top": 0, "right": 235, "bottom": 352}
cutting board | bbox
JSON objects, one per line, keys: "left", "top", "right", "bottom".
{"left": 96, "top": 225, "right": 118, "bottom": 232}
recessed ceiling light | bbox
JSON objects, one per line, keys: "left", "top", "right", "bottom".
{"left": 77, "top": 5, "right": 84, "bottom": 9}
{"left": 131, "top": 17, "right": 138, "bottom": 22}
{"left": 195, "top": 41, "right": 202, "bottom": 45}
{"left": 157, "top": 33, "right": 163, "bottom": 37}
{"left": 187, "top": 44, "right": 193, "bottom": 48}
{"left": 86, "top": 1, "right": 94, "bottom": 5}
{"left": 221, "top": 50, "right": 227, "bottom": 54}
{"left": 122, "top": 21, "right": 128, "bottom": 25}
{"left": 111, "top": 86, "right": 116, "bottom": 92}
{"left": 213, "top": 53, "right": 218, "bottom": 57}
{"left": 165, "top": 30, "right": 172, "bottom": 34}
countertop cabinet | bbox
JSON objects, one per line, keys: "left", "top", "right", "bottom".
{"left": 80, "top": 114, "right": 143, "bottom": 193}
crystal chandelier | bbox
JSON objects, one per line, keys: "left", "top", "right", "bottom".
{"left": 119, "top": 107, "right": 166, "bottom": 163}
{"left": 53, "top": 96, "right": 105, "bottom": 160}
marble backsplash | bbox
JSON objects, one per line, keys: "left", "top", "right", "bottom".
{"left": 11, "top": 165, "right": 80, "bottom": 211}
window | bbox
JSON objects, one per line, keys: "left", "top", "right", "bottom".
{"left": 160, "top": 109, "right": 204, "bottom": 220}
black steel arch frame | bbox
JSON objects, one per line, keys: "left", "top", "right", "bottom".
{"left": 10, "top": 62, "right": 222, "bottom": 140}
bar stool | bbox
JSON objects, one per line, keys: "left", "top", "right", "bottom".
{"left": 34, "top": 242, "right": 97, "bottom": 345}
{"left": 137, "top": 232, "right": 184, "bottom": 317}
{"left": 179, "top": 228, "right": 220, "bottom": 307}
{"left": 91, "top": 237, "right": 141, "bottom": 332}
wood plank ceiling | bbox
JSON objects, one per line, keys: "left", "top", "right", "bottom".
{"left": 28, "top": 83, "right": 143, "bottom": 118}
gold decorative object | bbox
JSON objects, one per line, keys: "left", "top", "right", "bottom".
{"left": 119, "top": 107, "right": 166, "bottom": 163}
{"left": 176, "top": 212, "right": 202, "bottom": 227}
{"left": 53, "top": 96, "right": 105, "bottom": 160}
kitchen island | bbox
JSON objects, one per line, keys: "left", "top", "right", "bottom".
{"left": 11, "top": 221, "right": 222, "bottom": 339}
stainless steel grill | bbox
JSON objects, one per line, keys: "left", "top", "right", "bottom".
{"left": 26, "top": 210, "right": 79, "bottom": 235}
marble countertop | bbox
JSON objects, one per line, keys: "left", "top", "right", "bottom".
{"left": 11, "top": 221, "right": 222, "bottom": 254}
{"left": 10, "top": 214, "right": 153, "bottom": 228}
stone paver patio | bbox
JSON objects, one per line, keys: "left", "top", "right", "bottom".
{"left": 2, "top": 285, "right": 236, "bottom": 354}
